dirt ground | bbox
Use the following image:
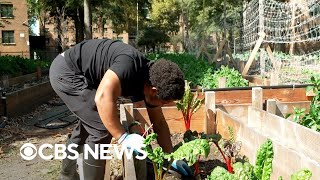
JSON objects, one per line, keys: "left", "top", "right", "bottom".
{"left": 0, "top": 96, "right": 227, "bottom": 180}
{"left": 0, "top": 97, "right": 72, "bottom": 180}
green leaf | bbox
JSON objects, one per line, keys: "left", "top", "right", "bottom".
{"left": 208, "top": 166, "right": 236, "bottom": 180}
{"left": 171, "top": 139, "right": 210, "bottom": 166}
{"left": 254, "top": 139, "right": 274, "bottom": 180}
{"left": 291, "top": 169, "right": 312, "bottom": 180}
{"left": 233, "top": 162, "right": 257, "bottom": 180}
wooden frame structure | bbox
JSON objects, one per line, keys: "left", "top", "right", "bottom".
{"left": 119, "top": 86, "right": 319, "bottom": 180}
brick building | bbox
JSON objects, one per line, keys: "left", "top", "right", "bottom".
{"left": 44, "top": 17, "right": 129, "bottom": 52}
{"left": 0, "top": 0, "right": 30, "bottom": 58}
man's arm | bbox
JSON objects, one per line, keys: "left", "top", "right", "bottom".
{"left": 146, "top": 106, "right": 173, "bottom": 153}
{"left": 95, "top": 69, "right": 126, "bottom": 140}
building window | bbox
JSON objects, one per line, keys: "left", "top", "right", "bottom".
{"left": 0, "top": 4, "right": 14, "bottom": 18}
{"left": 2, "top": 30, "right": 14, "bottom": 43}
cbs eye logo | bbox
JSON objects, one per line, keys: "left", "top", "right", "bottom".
{"left": 20, "top": 143, "right": 37, "bottom": 160}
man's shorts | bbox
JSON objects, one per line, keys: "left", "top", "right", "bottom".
{"left": 49, "top": 54, "right": 112, "bottom": 146}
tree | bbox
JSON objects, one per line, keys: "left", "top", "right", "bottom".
{"left": 84, "top": 0, "right": 92, "bottom": 39}
{"left": 136, "top": 26, "right": 170, "bottom": 53}
{"left": 150, "top": 0, "right": 180, "bottom": 33}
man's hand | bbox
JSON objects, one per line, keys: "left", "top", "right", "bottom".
{"left": 118, "top": 133, "right": 145, "bottom": 152}
{"left": 171, "top": 160, "right": 193, "bottom": 177}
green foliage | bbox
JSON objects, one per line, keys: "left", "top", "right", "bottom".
{"left": 201, "top": 65, "right": 248, "bottom": 89}
{"left": 136, "top": 27, "right": 170, "bottom": 50}
{"left": 208, "top": 139, "right": 273, "bottom": 180}
{"left": 143, "top": 133, "right": 168, "bottom": 180}
{"left": 150, "top": 0, "right": 180, "bottom": 33}
{"left": 286, "top": 76, "right": 320, "bottom": 132}
{"left": 290, "top": 169, "right": 312, "bottom": 180}
{"left": 144, "top": 133, "right": 210, "bottom": 180}
{"left": 176, "top": 81, "right": 204, "bottom": 130}
{"left": 171, "top": 139, "right": 210, "bottom": 166}
{"left": 147, "top": 53, "right": 215, "bottom": 87}
{"left": 254, "top": 139, "right": 273, "bottom": 180}
{"left": 208, "top": 166, "right": 236, "bottom": 180}
{"left": 0, "top": 55, "right": 50, "bottom": 76}
{"left": 233, "top": 162, "right": 257, "bottom": 180}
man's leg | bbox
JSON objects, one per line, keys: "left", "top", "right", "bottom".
{"left": 49, "top": 55, "right": 112, "bottom": 180}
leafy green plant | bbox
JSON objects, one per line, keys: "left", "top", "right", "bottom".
{"left": 286, "top": 76, "right": 320, "bottom": 132}
{"left": 147, "top": 53, "right": 215, "bottom": 87}
{"left": 290, "top": 169, "right": 312, "bottom": 180}
{"left": 0, "top": 55, "right": 50, "bottom": 76}
{"left": 201, "top": 65, "right": 249, "bottom": 89}
{"left": 176, "top": 81, "right": 204, "bottom": 131}
{"left": 143, "top": 133, "right": 210, "bottom": 180}
{"left": 208, "top": 139, "right": 273, "bottom": 180}
{"left": 208, "top": 139, "right": 312, "bottom": 180}
{"left": 254, "top": 139, "right": 273, "bottom": 180}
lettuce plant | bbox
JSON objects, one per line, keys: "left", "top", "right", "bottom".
{"left": 176, "top": 81, "right": 204, "bottom": 131}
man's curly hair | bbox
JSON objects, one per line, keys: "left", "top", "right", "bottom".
{"left": 149, "top": 58, "right": 185, "bottom": 100}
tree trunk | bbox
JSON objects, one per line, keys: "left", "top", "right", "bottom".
{"left": 84, "top": 0, "right": 92, "bottom": 39}
{"left": 78, "top": 7, "right": 85, "bottom": 42}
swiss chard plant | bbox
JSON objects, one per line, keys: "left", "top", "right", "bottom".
{"left": 143, "top": 133, "right": 210, "bottom": 180}
{"left": 208, "top": 139, "right": 273, "bottom": 180}
{"left": 176, "top": 81, "right": 204, "bottom": 131}
{"left": 286, "top": 76, "right": 320, "bottom": 132}
{"left": 208, "top": 139, "right": 312, "bottom": 180}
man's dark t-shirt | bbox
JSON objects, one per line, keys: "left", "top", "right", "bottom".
{"left": 64, "top": 39, "right": 151, "bottom": 100}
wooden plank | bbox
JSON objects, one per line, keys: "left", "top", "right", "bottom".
{"left": 216, "top": 108, "right": 320, "bottom": 179}
{"left": 252, "top": 87, "right": 263, "bottom": 109}
{"left": 133, "top": 106, "right": 206, "bottom": 133}
{"left": 205, "top": 92, "right": 216, "bottom": 134}
{"left": 104, "top": 160, "right": 110, "bottom": 180}
{"left": 217, "top": 104, "right": 249, "bottom": 123}
{"left": 276, "top": 101, "right": 310, "bottom": 118}
{"left": 120, "top": 103, "right": 146, "bottom": 180}
{"left": 242, "top": 32, "right": 266, "bottom": 75}
{"left": 122, "top": 152, "right": 137, "bottom": 180}
{"left": 132, "top": 88, "right": 309, "bottom": 108}
{"left": 218, "top": 77, "right": 226, "bottom": 88}
{"left": 266, "top": 99, "right": 277, "bottom": 114}
{"left": 250, "top": 107, "right": 320, "bottom": 164}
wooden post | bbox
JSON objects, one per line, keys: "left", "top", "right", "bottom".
{"left": 270, "top": 72, "right": 279, "bottom": 86}
{"left": 104, "top": 160, "right": 111, "bottom": 180}
{"left": 252, "top": 87, "right": 263, "bottom": 109}
{"left": 265, "top": 44, "right": 277, "bottom": 70}
{"left": 242, "top": 32, "right": 266, "bottom": 75}
{"left": 266, "top": 99, "right": 277, "bottom": 114}
{"left": 122, "top": 153, "right": 137, "bottom": 180}
{"left": 218, "top": 77, "right": 226, "bottom": 88}
{"left": 212, "top": 40, "right": 226, "bottom": 63}
{"left": 260, "top": 49, "right": 265, "bottom": 77}
{"left": 120, "top": 103, "right": 146, "bottom": 180}
{"left": 205, "top": 91, "right": 216, "bottom": 134}
{"left": 120, "top": 103, "right": 134, "bottom": 131}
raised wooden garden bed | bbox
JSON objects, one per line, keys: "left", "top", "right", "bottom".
{"left": 0, "top": 70, "right": 54, "bottom": 117}
{"left": 118, "top": 86, "right": 319, "bottom": 180}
